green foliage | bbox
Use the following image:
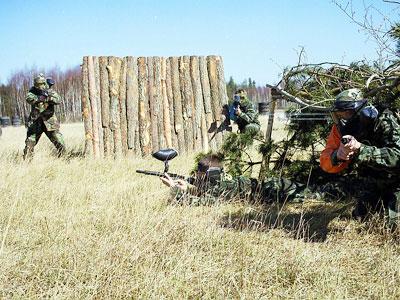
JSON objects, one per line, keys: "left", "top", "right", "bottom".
{"left": 220, "top": 131, "right": 259, "bottom": 176}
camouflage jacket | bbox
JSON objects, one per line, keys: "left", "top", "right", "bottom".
{"left": 171, "top": 175, "right": 308, "bottom": 205}
{"left": 235, "top": 96, "right": 260, "bottom": 131}
{"left": 26, "top": 87, "right": 61, "bottom": 131}
{"left": 353, "top": 109, "right": 400, "bottom": 177}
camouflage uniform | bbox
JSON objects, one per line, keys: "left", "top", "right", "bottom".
{"left": 230, "top": 90, "right": 261, "bottom": 134}
{"left": 235, "top": 95, "right": 261, "bottom": 134}
{"left": 172, "top": 174, "right": 309, "bottom": 205}
{"left": 23, "top": 74, "right": 65, "bottom": 159}
{"left": 321, "top": 88, "right": 400, "bottom": 225}
{"left": 350, "top": 109, "right": 400, "bottom": 222}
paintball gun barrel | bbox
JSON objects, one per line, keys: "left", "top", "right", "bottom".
{"left": 136, "top": 148, "right": 195, "bottom": 184}
{"left": 136, "top": 169, "right": 195, "bottom": 184}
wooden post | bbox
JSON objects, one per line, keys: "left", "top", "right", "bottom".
{"left": 190, "top": 56, "right": 206, "bottom": 151}
{"left": 147, "top": 57, "right": 159, "bottom": 152}
{"left": 165, "top": 57, "right": 177, "bottom": 149}
{"left": 100, "top": 57, "right": 112, "bottom": 156}
{"left": 170, "top": 57, "right": 185, "bottom": 153}
{"left": 87, "top": 56, "right": 100, "bottom": 158}
{"left": 258, "top": 88, "right": 278, "bottom": 182}
{"left": 207, "top": 55, "right": 223, "bottom": 147}
{"left": 161, "top": 57, "right": 173, "bottom": 148}
{"left": 153, "top": 57, "right": 165, "bottom": 149}
{"left": 94, "top": 57, "right": 104, "bottom": 157}
{"left": 126, "top": 56, "right": 140, "bottom": 155}
{"left": 216, "top": 56, "right": 229, "bottom": 145}
{"left": 107, "top": 56, "right": 123, "bottom": 158}
{"left": 199, "top": 56, "right": 216, "bottom": 150}
{"left": 81, "top": 57, "right": 93, "bottom": 156}
{"left": 119, "top": 57, "right": 128, "bottom": 155}
{"left": 179, "top": 56, "right": 194, "bottom": 152}
{"left": 138, "top": 57, "right": 152, "bottom": 155}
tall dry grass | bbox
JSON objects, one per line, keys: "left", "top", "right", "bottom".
{"left": 0, "top": 121, "right": 399, "bottom": 299}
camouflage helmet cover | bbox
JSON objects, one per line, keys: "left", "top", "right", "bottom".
{"left": 332, "top": 88, "right": 366, "bottom": 112}
{"left": 234, "top": 89, "right": 247, "bottom": 99}
{"left": 33, "top": 73, "right": 46, "bottom": 88}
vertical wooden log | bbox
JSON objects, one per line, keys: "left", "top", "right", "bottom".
{"left": 138, "top": 57, "right": 152, "bottom": 155}
{"left": 199, "top": 56, "right": 216, "bottom": 150}
{"left": 170, "top": 57, "right": 185, "bottom": 153}
{"left": 153, "top": 57, "right": 165, "bottom": 149}
{"left": 259, "top": 98, "right": 277, "bottom": 181}
{"left": 99, "top": 56, "right": 110, "bottom": 127}
{"left": 165, "top": 57, "right": 177, "bottom": 149}
{"left": 147, "top": 57, "right": 159, "bottom": 152}
{"left": 93, "top": 56, "right": 104, "bottom": 157}
{"left": 87, "top": 56, "right": 100, "bottom": 158}
{"left": 179, "top": 56, "right": 194, "bottom": 152}
{"left": 107, "top": 56, "right": 123, "bottom": 158}
{"left": 216, "top": 55, "right": 229, "bottom": 146}
{"left": 119, "top": 57, "right": 128, "bottom": 155}
{"left": 99, "top": 56, "right": 112, "bottom": 156}
{"left": 207, "top": 55, "right": 223, "bottom": 147}
{"left": 81, "top": 57, "right": 93, "bottom": 156}
{"left": 190, "top": 56, "right": 207, "bottom": 151}
{"left": 126, "top": 56, "right": 140, "bottom": 155}
{"left": 161, "top": 57, "right": 172, "bottom": 148}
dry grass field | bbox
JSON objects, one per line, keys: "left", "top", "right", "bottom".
{"left": 0, "top": 116, "right": 400, "bottom": 299}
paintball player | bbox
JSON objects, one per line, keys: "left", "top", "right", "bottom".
{"left": 320, "top": 88, "right": 400, "bottom": 225}
{"left": 228, "top": 89, "right": 261, "bottom": 135}
{"left": 160, "top": 154, "right": 310, "bottom": 205}
{"left": 23, "top": 73, "right": 66, "bottom": 159}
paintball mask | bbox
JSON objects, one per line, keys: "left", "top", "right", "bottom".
{"left": 197, "top": 162, "right": 223, "bottom": 185}
{"left": 331, "top": 89, "right": 378, "bottom": 137}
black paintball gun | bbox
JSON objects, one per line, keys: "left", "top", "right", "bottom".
{"left": 228, "top": 95, "right": 241, "bottom": 121}
{"left": 136, "top": 148, "right": 195, "bottom": 184}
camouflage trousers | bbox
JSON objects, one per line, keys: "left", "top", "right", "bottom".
{"left": 319, "top": 175, "right": 400, "bottom": 225}
{"left": 23, "top": 119, "right": 65, "bottom": 159}
{"left": 355, "top": 176, "right": 400, "bottom": 225}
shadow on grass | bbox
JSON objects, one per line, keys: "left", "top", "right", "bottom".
{"left": 220, "top": 202, "right": 353, "bottom": 242}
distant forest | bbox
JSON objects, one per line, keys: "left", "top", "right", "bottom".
{"left": 0, "top": 66, "right": 279, "bottom": 123}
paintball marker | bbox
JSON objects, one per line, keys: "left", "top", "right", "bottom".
{"left": 228, "top": 95, "right": 241, "bottom": 121}
{"left": 209, "top": 104, "right": 232, "bottom": 142}
{"left": 136, "top": 148, "right": 195, "bottom": 184}
{"left": 46, "top": 78, "right": 55, "bottom": 88}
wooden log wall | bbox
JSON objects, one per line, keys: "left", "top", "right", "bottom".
{"left": 82, "top": 55, "right": 229, "bottom": 158}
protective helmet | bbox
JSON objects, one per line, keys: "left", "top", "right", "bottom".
{"left": 331, "top": 88, "right": 378, "bottom": 138}
{"left": 331, "top": 88, "right": 366, "bottom": 112}
{"left": 33, "top": 73, "right": 46, "bottom": 89}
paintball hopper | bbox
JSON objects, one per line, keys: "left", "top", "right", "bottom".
{"left": 46, "top": 78, "right": 55, "bottom": 87}
{"left": 152, "top": 148, "right": 178, "bottom": 173}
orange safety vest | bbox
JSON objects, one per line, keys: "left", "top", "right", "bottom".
{"left": 320, "top": 125, "right": 351, "bottom": 173}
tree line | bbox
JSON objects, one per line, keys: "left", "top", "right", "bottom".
{"left": 0, "top": 67, "right": 280, "bottom": 124}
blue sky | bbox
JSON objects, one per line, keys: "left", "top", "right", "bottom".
{"left": 0, "top": 0, "right": 397, "bottom": 85}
